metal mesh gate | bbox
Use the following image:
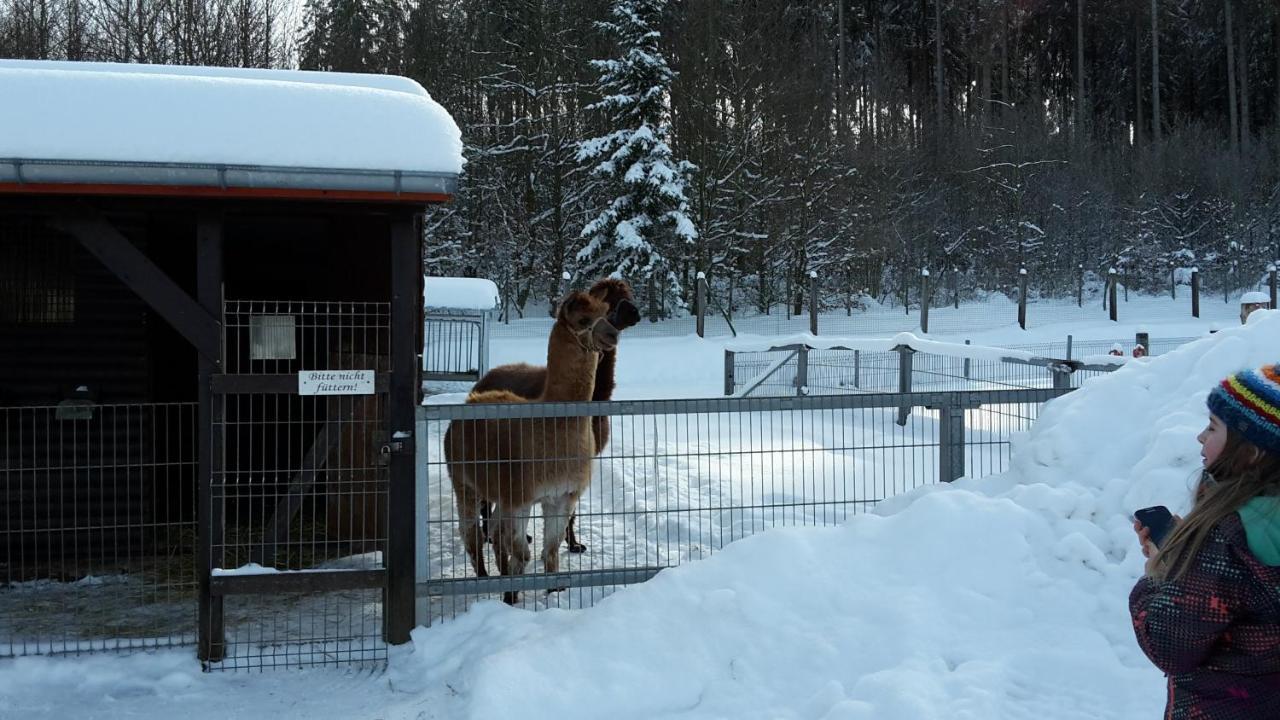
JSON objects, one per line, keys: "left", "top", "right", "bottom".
{"left": 207, "top": 300, "right": 391, "bottom": 669}
{"left": 1, "top": 402, "right": 198, "bottom": 656}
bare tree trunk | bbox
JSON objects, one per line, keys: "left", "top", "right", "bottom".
{"left": 1238, "top": 6, "right": 1251, "bottom": 153}
{"left": 837, "top": 0, "right": 845, "bottom": 145}
{"left": 1274, "top": 8, "right": 1280, "bottom": 126}
{"left": 1134, "top": 0, "right": 1144, "bottom": 147}
{"left": 1076, "top": 0, "right": 1085, "bottom": 143}
{"left": 1150, "top": 0, "right": 1161, "bottom": 143}
{"left": 1000, "top": 4, "right": 1009, "bottom": 121}
{"left": 933, "top": 0, "right": 944, "bottom": 130}
{"left": 1226, "top": 0, "right": 1239, "bottom": 154}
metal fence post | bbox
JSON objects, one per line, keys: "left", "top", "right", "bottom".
{"left": 1050, "top": 362, "right": 1073, "bottom": 390}
{"left": 386, "top": 213, "right": 420, "bottom": 646}
{"left": 1269, "top": 264, "right": 1277, "bottom": 309}
{"left": 853, "top": 349, "right": 861, "bottom": 389}
{"left": 1077, "top": 264, "right": 1084, "bottom": 307}
{"left": 1136, "top": 331, "right": 1149, "bottom": 355}
{"left": 724, "top": 350, "right": 736, "bottom": 396}
{"left": 1191, "top": 268, "right": 1201, "bottom": 318}
{"left": 796, "top": 345, "right": 809, "bottom": 396}
{"left": 1108, "top": 268, "right": 1118, "bottom": 322}
{"left": 920, "top": 268, "right": 930, "bottom": 334}
{"left": 695, "top": 271, "right": 707, "bottom": 338}
{"left": 963, "top": 339, "right": 971, "bottom": 380}
{"left": 895, "top": 345, "right": 915, "bottom": 425}
{"left": 808, "top": 271, "right": 818, "bottom": 335}
{"left": 1017, "top": 267, "right": 1028, "bottom": 329}
{"left": 953, "top": 266, "right": 960, "bottom": 309}
{"left": 1066, "top": 334, "right": 1073, "bottom": 360}
{"left": 936, "top": 402, "right": 967, "bottom": 482}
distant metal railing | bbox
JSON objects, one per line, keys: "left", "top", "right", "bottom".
{"left": 414, "top": 388, "right": 1069, "bottom": 623}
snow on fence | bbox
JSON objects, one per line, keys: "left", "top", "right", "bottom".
{"left": 415, "top": 389, "right": 1067, "bottom": 623}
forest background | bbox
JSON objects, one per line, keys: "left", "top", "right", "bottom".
{"left": 3, "top": 0, "right": 1278, "bottom": 320}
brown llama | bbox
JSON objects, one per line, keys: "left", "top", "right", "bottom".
{"left": 444, "top": 289, "right": 619, "bottom": 604}
{"left": 470, "top": 278, "right": 640, "bottom": 552}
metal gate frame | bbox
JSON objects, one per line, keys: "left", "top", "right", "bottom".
{"left": 197, "top": 214, "right": 420, "bottom": 667}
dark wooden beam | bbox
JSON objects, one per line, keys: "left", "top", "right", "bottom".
{"left": 385, "top": 212, "right": 421, "bottom": 644}
{"left": 196, "top": 213, "right": 226, "bottom": 664}
{"left": 51, "top": 213, "right": 221, "bottom": 363}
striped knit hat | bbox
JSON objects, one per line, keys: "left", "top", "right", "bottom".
{"left": 1207, "top": 364, "right": 1280, "bottom": 455}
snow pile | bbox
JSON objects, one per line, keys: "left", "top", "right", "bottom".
{"left": 0, "top": 60, "right": 463, "bottom": 174}
{"left": 424, "top": 276, "right": 500, "bottom": 311}
{"left": 390, "top": 309, "right": 1280, "bottom": 719}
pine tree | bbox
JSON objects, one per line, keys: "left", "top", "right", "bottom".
{"left": 576, "top": 0, "right": 697, "bottom": 320}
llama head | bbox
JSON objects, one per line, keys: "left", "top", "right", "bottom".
{"left": 558, "top": 290, "right": 619, "bottom": 351}
{"left": 588, "top": 278, "right": 641, "bottom": 330}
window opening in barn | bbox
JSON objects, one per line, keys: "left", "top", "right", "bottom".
{"left": 0, "top": 222, "right": 76, "bottom": 324}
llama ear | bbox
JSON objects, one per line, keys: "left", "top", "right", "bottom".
{"left": 560, "top": 292, "right": 589, "bottom": 317}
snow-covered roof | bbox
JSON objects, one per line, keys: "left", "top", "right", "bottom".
{"left": 0, "top": 60, "right": 462, "bottom": 201}
{"left": 424, "top": 277, "right": 500, "bottom": 311}
{"left": 1241, "top": 291, "right": 1271, "bottom": 305}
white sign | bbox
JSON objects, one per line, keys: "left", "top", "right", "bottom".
{"left": 298, "top": 370, "right": 375, "bottom": 396}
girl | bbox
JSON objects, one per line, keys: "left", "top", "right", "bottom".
{"left": 1130, "top": 363, "right": 1280, "bottom": 719}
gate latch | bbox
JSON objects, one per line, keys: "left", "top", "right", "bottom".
{"left": 380, "top": 430, "right": 413, "bottom": 457}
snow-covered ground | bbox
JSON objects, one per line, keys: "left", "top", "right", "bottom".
{"left": 4, "top": 301, "right": 1276, "bottom": 720}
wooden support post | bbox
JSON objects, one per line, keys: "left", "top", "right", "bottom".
{"left": 196, "top": 213, "right": 225, "bottom": 664}
{"left": 952, "top": 266, "right": 959, "bottom": 309}
{"left": 963, "top": 339, "right": 971, "bottom": 380}
{"left": 808, "top": 270, "right": 819, "bottom": 335}
{"left": 1191, "top": 268, "right": 1201, "bottom": 318}
{"left": 853, "top": 349, "right": 861, "bottom": 389}
{"left": 695, "top": 271, "right": 707, "bottom": 338}
{"left": 1109, "top": 268, "right": 1119, "bottom": 322}
{"left": 1270, "top": 264, "right": 1277, "bottom": 309}
{"left": 1017, "top": 268, "right": 1028, "bottom": 329}
{"left": 386, "top": 212, "right": 421, "bottom": 644}
{"left": 920, "top": 268, "right": 931, "bottom": 334}
{"left": 1136, "top": 331, "right": 1150, "bottom": 355}
{"left": 1066, "top": 334, "right": 1073, "bottom": 360}
{"left": 1077, "top": 265, "right": 1084, "bottom": 308}
{"left": 724, "top": 350, "right": 735, "bottom": 396}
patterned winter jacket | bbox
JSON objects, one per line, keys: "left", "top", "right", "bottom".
{"left": 1130, "top": 499, "right": 1280, "bottom": 720}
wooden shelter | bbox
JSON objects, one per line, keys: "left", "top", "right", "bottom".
{"left": 0, "top": 60, "right": 461, "bottom": 664}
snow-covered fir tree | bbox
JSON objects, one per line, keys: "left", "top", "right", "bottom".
{"left": 576, "top": 0, "right": 697, "bottom": 320}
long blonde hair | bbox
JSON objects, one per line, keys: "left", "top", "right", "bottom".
{"left": 1149, "top": 428, "right": 1280, "bottom": 581}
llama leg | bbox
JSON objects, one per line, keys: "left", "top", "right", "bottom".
{"left": 493, "top": 508, "right": 532, "bottom": 605}
{"left": 540, "top": 494, "right": 577, "bottom": 586}
{"left": 453, "top": 481, "right": 488, "bottom": 577}
{"left": 565, "top": 512, "right": 586, "bottom": 553}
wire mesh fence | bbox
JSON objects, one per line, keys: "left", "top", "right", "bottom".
{"left": 1, "top": 402, "right": 198, "bottom": 657}
{"left": 416, "top": 389, "right": 1064, "bottom": 623}
{"left": 488, "top": 289, "right": 1256, "bottom": 340}
{"left": 209, "top": 300, "right": 392, "bottom": 670}
{"left": 726, "top": 336, "right": 1201, "bottom": 397}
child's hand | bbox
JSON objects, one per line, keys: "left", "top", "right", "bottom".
{"left": 1133, "top": 519, "right": 1156, "bottom": 558}
{"left": 1133, "top": 515, "right": 1182, "bottom": 576}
